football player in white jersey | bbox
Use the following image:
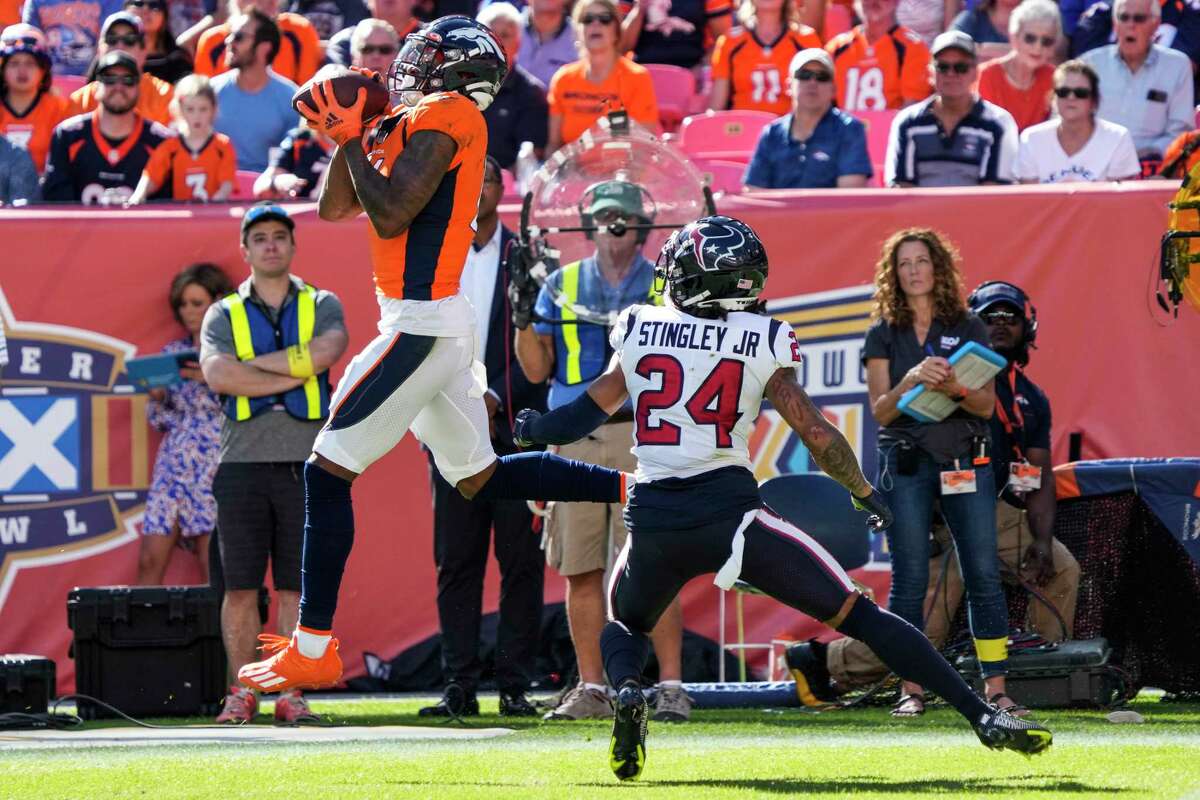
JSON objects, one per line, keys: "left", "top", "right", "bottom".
{"left": 512, "top": 216, "right": 1052, "bottom": 782}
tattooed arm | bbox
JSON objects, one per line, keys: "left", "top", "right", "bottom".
{"left": 339, "top": 129, "right": 458, "bottom": 239}
{"left": 766, "top": 367, "right": 873, "bottom": 498}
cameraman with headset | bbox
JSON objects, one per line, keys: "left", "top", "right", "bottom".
{"left": 788, "top": 281, "right": 1080, "bottom": 714}
{"left": 511, "top": 179, "right": 689, "bottom": 722}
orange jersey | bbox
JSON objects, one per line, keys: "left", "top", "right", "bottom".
{"left": 0, "top": 0, "right": 20, "bottom": 26}
{"left": 69, "top": 73, "right": 175, "bottom": 126}
{"left": 362, "top": 92, "right": 487, "bottom": 301}
{"left": 547, "top": 57, "right": 659, "bottom": 144}
{"left": 0, "top": 91, "right": 73, "bottom": 173}
{"left": 194, "top": 13, "right": 321, "bottom": 85}
{"left": 143, "top": 132, "right": 237, "bottom": 201}
{"left": 711, "top": 25, "right": 822, "bottom": 115}
{"left": 826, "top": 24, "right": 931, "bottom": 111}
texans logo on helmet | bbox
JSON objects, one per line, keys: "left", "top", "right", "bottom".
{"left": 0, "top": 288, "right": 149, "bottom": 614}
{"left": 690, "top": 222, "right": 746, "bottom": 271}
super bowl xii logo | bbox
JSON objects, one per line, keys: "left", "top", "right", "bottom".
{"left": 0, "top": 289, "right": 148, "bottom": 612}
{"left": 751, "top": 285, "right": 890, "bottom": 568}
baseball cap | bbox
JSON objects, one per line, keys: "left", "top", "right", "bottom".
{"left": 101, "top": 11, "right": 144, "bottom": 38}
{"left": 241, "top": 203, "right": 296, "bottom": 239}
{"left": 585, "top": 180, "right": 650, "bottom": 219}
{"left": 788, "top": 47, "right": 834, "bottom": 77}
{"left": 931, "top": 30, "right": 976, "bottom": 58}
{"left": 96, "top": 49, "right": 140, "bottom": 76}
{"left": 969, "top": 281, "right": 1026, "bottom": 314}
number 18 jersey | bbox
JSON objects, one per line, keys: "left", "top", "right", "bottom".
{"left": 612, "top": 303, "right": 802, "bottom": 483}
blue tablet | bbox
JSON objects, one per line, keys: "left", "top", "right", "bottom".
{"left": 897, "top": 341, "right": 1007, "bottom": 424}
{"left": 124, "top": 350, "right": 199, "bottom": 390}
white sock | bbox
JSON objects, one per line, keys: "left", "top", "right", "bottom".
{"left": 658, "top": 680, "right": 682, "bottom": 688}
{"left": 295, "top": 627, "right": 331, "bottom": 659}
{"left": 584, "top": 682, "right": 607, "bottom": 694}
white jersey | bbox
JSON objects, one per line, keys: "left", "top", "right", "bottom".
{"left": 612, "top": 303, "right": 803, "bottom": 483}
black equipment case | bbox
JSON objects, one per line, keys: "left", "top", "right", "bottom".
{"left": 0, "top": 654, "right": 55, "bottom": 714}
{"left": 955, "top": 638, "right": 1124, "bottom": 708}
{"left": 67, "top": 586, "right": 226, "bottom": 719}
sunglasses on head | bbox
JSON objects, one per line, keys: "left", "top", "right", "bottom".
{"left": 581, "top": 12, "right": 615, "bottom": 25}
{"left": 99, "top": 72, "right": 137, "bottom": 86}
{"left": 127, "top": 0, "right": 166, "bottom": 9}
{"left": 1054, "top": 86, "right": 1093, "bottom": 99}
{"left": 359, "top": 44, "right": 397, "bottom": 55}
{"left": 981, "top": 308, "right": 1021, "bottom": 325}
{"left": 935, "top": 60, "right": 973, "bottom": 74}
{"left": 793, "top": 68, "right": 832, "bottom": 82}
{"left": 1116, "top": 12, "right": 1150, "bottom": 22}
{"left": 2, "top": 35, "right": 42, "bottom": 47}
{"left": 1021, "top": 32, "right": 1055, "bottom": 47}
{"left": 105, "top": 33, "right": 143, "bottom": 47}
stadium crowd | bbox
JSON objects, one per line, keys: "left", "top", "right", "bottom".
{"left": 1, "top": 0, "right": 1197, "bottom": 205}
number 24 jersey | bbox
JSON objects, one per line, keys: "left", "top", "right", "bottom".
{"left": 612, "top": 303, "right": 802, "bottom": 483}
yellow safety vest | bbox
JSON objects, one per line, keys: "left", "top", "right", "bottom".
{"left": 557, "top": 260, "right": 661, "bottom": 386}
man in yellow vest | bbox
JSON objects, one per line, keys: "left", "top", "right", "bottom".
{"left": 514, "top": 179, "right": 689, "bottom": 722}
{"left": 199, "top": 203, "right": 349, "bottom": 725}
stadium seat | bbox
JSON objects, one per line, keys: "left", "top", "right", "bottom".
{"left": 52, "top": 74, "right": 86, "bottom": 96}
{"left": 676, "top": 110, "right": 775, "bottom": 161}
{"left": 693, "top": 157, "right": 747, "bottom": 194}
{"left": 235, "top": 170, "right": 259, "bottom": 198}
{"left": 822, "top": 3, "right": 853, "bottom": 41}
{"left": 645, "top": 63, "right": 699, "bottom": 132}
{"left": 852, "top": 109, "right": 897, "bottom": 187}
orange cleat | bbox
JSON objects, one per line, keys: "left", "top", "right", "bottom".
{"left": 238, "top": 632, "right": 342, "bottom": 693}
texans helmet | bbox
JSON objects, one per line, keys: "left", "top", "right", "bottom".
{"left": 656, "top": 216, "right": 768, "bottom": 318}
{"left": 387, "top": 16, "right": 509, "bottom": 110}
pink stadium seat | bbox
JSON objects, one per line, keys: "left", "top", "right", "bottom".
{"left": 52, "top": 74, "right": 85, "bottom": 96}
{"left": 235, "top": 170, "right": 259, "bottom": 198}
{"left": 645, "top": 63, "right": 697, "bottom": 132}
{"left": 822, "top": 4, "right": 852, "bottom": 41}
{"left": 676, "top": 110, "right": 776, "bottom": 161}
{"left": 852, "top": 109, "right": 897, "bottom": 187}
{"left": 693, "top": 158, "right": 747, "bottom": 194}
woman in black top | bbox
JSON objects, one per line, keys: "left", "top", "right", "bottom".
{"left": 125, "top": 0, "right": 194, "bottom": 83}
{"left": 863, "top": 228, "right": 1009, "bottom": 717}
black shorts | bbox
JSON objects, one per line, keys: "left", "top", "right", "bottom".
{"left": 613, "top": 467, "right": 859, "bottom": 634}
{"left": 212, "top": 462, "right": 306, "bottom": 592}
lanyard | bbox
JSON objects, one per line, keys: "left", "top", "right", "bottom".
{"left": 993, "top": 368, "right": 1025, "bottom": 460}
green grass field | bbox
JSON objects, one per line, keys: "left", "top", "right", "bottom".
{"left": 3, "top": 694, "right": 1199, "bottom": 799}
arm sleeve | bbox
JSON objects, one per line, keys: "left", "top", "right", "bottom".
{"left": 900, "top": 39, "right": 933, "bottom": 103}
{"left": 770, "top": 317, "right": 803, "bottom": 371}
{"left": 861, "top": 320, "right": 892, "bottom": 365}
{"left": 1157, "top": 58, "right": 1195, "bottom": 154}
{"left": 608, "top": 305, "right": 640, "bottom": 356}
{"left": 193, "top": 32, "right": 220, "bottom": 76}
{"left": 524, "top": 390, "right": 611, "bottom": 444}
{"left": 838, "top": 119, "right": 872, "bottom": 177}
{"left": 143, "top": 139, "right": 173, "bottom": 187}
{"left": 199, "top": 304, "right": 235, "bottom": 363}
{"left": 39, "top": 126, "right": 76, "bottom": 202}
{"left": 1110, "top": 126, "right": 1141, "bottom": 177}
{"left": 313, "top": 291, "right": 348, "bottom": 337}
{"left": 742, "top": 128, "right": 775, "bottom": 188}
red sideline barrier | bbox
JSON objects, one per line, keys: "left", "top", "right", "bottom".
{"left": 1, "top": 182, "right": 1196, "bottom": 694}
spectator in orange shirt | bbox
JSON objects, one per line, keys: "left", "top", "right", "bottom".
{"left": 546, "top": 0, "right": 658, "bottom": 153}
{"left": 619, "top": 0, "right": 733, "bottom": 71}
{"left": 0, "top": 0, "right": 20, "bottom": 27}
{"left": 70, "top": 12, "right": 175, "bottom": 124}
{"left": 709, "top": 0, "right": 822, "bottom": 114}
{"left": 0, "top": 23, "right": 73, "bottom": 173}
{"left": 976, "top": 0, "right": 1059, "bottom": 131}
{"left": 825, "top": 0, "right": 932, "bottom": 111}
{"left": 193, "top": 0, "right": 320, "bottom": 84}
{"left": 129, "top": 74, "right": 236, "bottom": 202}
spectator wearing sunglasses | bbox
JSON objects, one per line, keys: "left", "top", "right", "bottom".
{"left": 70, "top": 12, "right": 175, "bottom": 124}
{"left": 1016, "top": 58, "right": 1139, "bottom": 182}
{"left": 124, "top": 0, "right": 194, "bottom": 83}
{"left": 885, "top": 31, "right": 1018, "bottom": 186}
{"left": 42, "top": 50, "right": 173, "bottom": 202}
{"left": 479, "top": 3, "right": 547, "bottom": 169}
{"left": 21, "top": 0, "right": 125, "bottom": 75}
{"left": 194, "top": 0, "right": 321, "bottom": 84}
{"left": 349, "top": 16, "right": 397, "bottom": 72}
{"left": 949, "top": 0, "right": 1022, "bottom": 62}
{"left": 545, "top": 0, "right": 658, "bottom": 154}
{"left": 976, "top": 0, "right": 1059, "bottom": 132}
{"left": 744, "top": 48, "right": 871, "bottom": 188}
{"left": 1071, "top": 0, "right": 1200, "bottom": 76}
{"left": 1080, "top": 0, "right": 1192, "bottom": 173}
{"left": 0, "top": 24, "right": 74, "bottom": 173}
{"left": 326, "top": 0, "right": 419, "bottom": 67}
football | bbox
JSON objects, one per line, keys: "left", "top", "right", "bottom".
{"left": 291, "top": 64, "right": 391, "bottom": 121}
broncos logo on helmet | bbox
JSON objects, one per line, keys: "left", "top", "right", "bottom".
{"left": 659, "top": 215, "right": 768, "bottom": 318}
{"left": 387, "top": 16, "right": 509, "bottom": 110}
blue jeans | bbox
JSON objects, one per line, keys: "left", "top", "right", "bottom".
{"left": 878, "top": 442, "right": 1007, "bottom": 675}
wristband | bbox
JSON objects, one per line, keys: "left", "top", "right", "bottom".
{"left": 287, "top": 343, "right": 314, "bottom": 378}
{"left": 952, "top": 386, "right": 969, "bottom": 402}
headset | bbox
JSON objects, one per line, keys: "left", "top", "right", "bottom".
{"left": 967, "top": 280, "right": 1038, "bottom": 346}
{"left": 576, "top": 181, "right": 655, "bottom": 246}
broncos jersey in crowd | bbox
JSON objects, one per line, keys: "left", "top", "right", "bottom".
{"left": 41, "top": 110, "right": 172, "bottom": 203}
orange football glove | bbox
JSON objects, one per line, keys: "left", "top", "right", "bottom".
{"left": 295, "top": 80, "right": 366, "bottom": 148}
{"left": 347, "top": 65, "right": 383, "bottom": 84}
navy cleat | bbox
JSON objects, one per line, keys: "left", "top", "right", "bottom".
{"left": 785, "top": 640, "right": 839, "bottom": 706}
{"left": 973, "top": 705, "right": 1053, "bottom": 756}
{"left": 609, "top": 683, "right": 648, "bottom": 781}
